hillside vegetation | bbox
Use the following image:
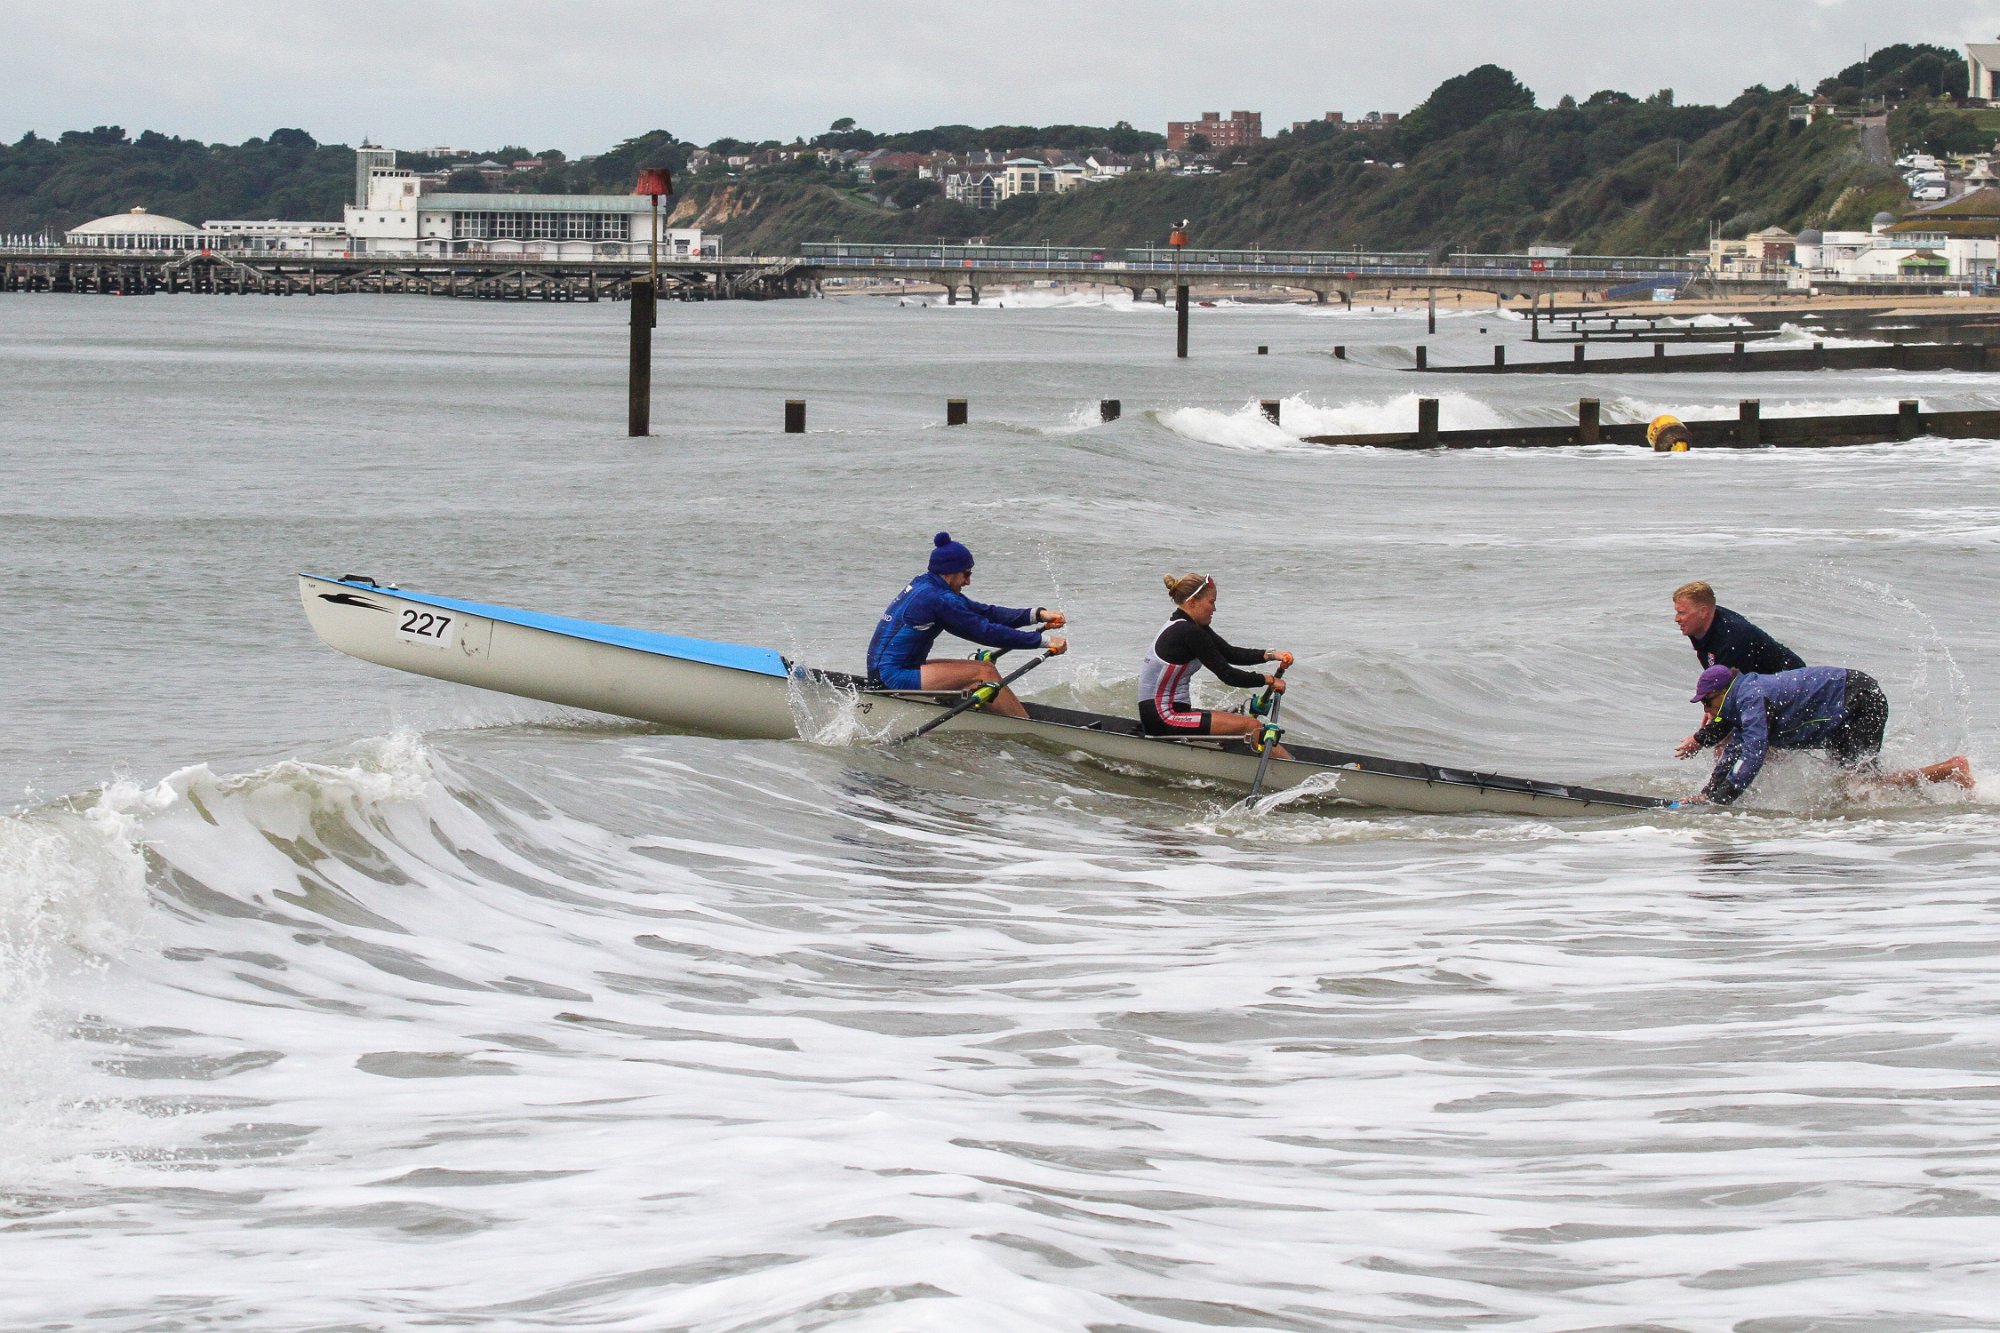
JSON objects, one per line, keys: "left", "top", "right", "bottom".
{"left": 0, "top": 50, "right": 1955, "bottom": 255}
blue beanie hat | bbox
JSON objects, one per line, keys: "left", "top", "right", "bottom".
{"left": 928, "top": 531, "right": 974, "bottom": 574}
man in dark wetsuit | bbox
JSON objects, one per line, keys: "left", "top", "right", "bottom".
{"left": 867, "top": 532, "right": 1066, "bottom": 719}
{"left": 1673, "top": 580, "right": 1804, "bottom": 675}
{"left": 1677, "top": 664, "right": 1972, "bottom": 805}
{"left": 1139, "top": 572, "right": 1292, "bottom": 755}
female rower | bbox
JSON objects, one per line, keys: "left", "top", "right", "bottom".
{"left": 1139, "top": 573, "right": 1292, "bottom": 756}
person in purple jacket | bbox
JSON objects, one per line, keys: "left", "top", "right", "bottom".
{"left": 1678, "top": 664, "right": 1972, "bottom": 806}
{"left": 867, "top": 532, "right": 1066, "bottom": 718}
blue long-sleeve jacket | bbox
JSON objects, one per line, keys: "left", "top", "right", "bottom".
{"left": 1704, "top": 666, "right": 1855, "bottom": 804}
{"left": 867, "top": 572, "right": 1041, "bottom": 678}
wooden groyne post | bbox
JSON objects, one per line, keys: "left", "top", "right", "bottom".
{"left": 1417, "top": 398, "right": 1439, "bottom": 446}
{"left": 628, "top": 277, "right": 654, "bottom": 437}
{"left": 1100, "top": 399, "right": 1121, "bottom": 422}
{"left": 1578, "top": 398, "right": 1600, "bottom": 446}
{"left": 785, "top": 399, "right": 806, "bottom": 433}
{"left": 947, "top": 398, "right": 968, "bottom": 425}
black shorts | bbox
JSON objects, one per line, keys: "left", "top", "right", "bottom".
{"left": 1139, "top": 700, "right": 1213, "bottom": 735}
{"left": 1828, "top": 671, "right": 1888, "bottom": 770}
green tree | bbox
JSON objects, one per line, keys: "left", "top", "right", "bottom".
{"left": 1400, "top": 64, "right": 1536, "bottom": 154}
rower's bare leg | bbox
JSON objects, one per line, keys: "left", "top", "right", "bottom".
{"left": 1207, "top": 711, "right": 1292, "bottom": 759}
{"left": 918, "top": 660, "right": 1027, "bottom": 718}
{"left": 1877, "top": 755, "right": 1976, "bottom": 789}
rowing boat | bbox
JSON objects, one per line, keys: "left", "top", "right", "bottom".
{"left": 298, "top": 574, "right": 1664, "bottom": 817}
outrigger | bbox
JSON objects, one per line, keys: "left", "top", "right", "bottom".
{"left": 298, "top": 574, "right": 1665, "bottom": 817}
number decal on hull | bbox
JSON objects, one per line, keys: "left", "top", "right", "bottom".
{"left": 396, "top": 608, "right": 457, "bottom": 650}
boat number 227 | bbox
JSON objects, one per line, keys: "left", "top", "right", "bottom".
{"left": 396, "top": 608, "right": 456, "bottom": 650}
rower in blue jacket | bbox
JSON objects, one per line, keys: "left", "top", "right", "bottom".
{"left": 1678, "top": 664, "right": 1971, "bottom": 805}
{"left": 867, "top": 532, "right": 1067, "bottom": 718}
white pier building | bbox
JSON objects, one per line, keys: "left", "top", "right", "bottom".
{"left": 344, "top": 151, "right": 708, "bottom": 260}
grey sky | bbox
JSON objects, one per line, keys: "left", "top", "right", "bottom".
{"left": 6, "top": 0, "right": 2000, "bottom": 154}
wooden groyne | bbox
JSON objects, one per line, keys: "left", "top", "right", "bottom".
{"left": 1299, "top": 397, "right": 2000, "bottom": 450}
{"left": 1415, "top": 341, "right": 2000, "bottom": 376}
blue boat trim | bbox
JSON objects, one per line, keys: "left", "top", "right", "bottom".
{"left": 308, "top": 575, "right": 789, "bottom": 678}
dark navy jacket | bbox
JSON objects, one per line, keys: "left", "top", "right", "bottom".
{"left": 867, "top": 572, "right": 1041, "bottom": 677}
{"left": 1703, "top": 666, "right": 1855, "bottom": 804}
{"left": 1689, "top": 605, "right": 1805, "bottom": 676}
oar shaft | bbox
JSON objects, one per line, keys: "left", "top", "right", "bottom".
{"left": 1245, "top": 666, "right": 1289, "bottom": 801}
{"left": 893, "top": 650, "right": 1053, "bottom": 744}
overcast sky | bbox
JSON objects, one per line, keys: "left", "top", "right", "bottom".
{"left": 7, "top": 0, "right": 2000, "bottom": 154}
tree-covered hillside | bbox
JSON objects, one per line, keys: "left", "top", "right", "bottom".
{"left": 0, "top": 51, "right": 1956, "bottom": 254}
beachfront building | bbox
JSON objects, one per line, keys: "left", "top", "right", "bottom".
{"left": 1877, "top": 187, "right": 2000, "bottom": 280}
{"left": 1703, "top": 226, "right": 1796, "bottom": 277}
{"left": 63, "top": 207, "right": 202, "bottom": 251}
{"left": 1791, "top": 193, "right": 2000, "bottom": 282}
{"left": 1167, "top": 111, "right": 1263, "bottom": 151}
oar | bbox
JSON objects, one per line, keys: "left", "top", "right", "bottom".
{"left": 1243, "top": 666, "right": 1289, "bottom": 804}
{"left": 890, "top": 649, "right": 1054, "bottom": 745}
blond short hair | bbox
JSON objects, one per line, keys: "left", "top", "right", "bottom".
{"left": 1673, "top": 580, "right": 1715, "bottom": 607}
{"left": 1164, "top": 572, "right": 1210, "bottom": 604}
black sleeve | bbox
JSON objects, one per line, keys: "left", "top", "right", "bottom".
{"left": 1211, "top": 630, "right": 1268, "bottom": 669}
{"left": 1758, "top": 631, "right": 1805, "bottom": 674}
{"left": 1193, "top": 626, "right": 1268, "bottom": 689}
{"left": 1702, "top": 774, "right": 1745, "bottom": 806}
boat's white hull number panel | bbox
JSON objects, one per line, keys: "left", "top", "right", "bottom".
{"left": 396, "top": 607, "right": 458, "bottom": 651}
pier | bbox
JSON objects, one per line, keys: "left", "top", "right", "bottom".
{"left": 0, "top": 250, "right": 809, "bottom": 301}
{"left": 0, "top": 242, "right": 1864, "bottom": 305}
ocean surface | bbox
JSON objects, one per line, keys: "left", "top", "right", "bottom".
{"left": 5, "top": 288, "right": 2000, "bottom": 1331}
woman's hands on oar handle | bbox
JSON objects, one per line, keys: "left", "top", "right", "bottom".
{"left": 1263, "top": 649, "right": 1293, "bottom": 692}
{"left": 1032, "top": 609, "right": 1067, "bottom": 655}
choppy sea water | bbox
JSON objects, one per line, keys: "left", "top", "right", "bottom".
{"left": 6, "top": 289, "right": 2000, "bottom": 1331}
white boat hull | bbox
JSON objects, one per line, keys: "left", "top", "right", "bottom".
{"left": 299, "top": 575, "right": 1662, "bottom": 817}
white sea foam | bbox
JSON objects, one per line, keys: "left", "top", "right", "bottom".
{"left": 11, "top": 293, "right": 2000, "bottom": 1332}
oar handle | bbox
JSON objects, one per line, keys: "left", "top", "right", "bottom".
{"left": 972, "top": 622, "right": 1051, "bottom": 665}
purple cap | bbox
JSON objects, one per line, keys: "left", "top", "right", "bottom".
{"left": 1691, "top": 664, "right": 1737, "bottom": 702}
